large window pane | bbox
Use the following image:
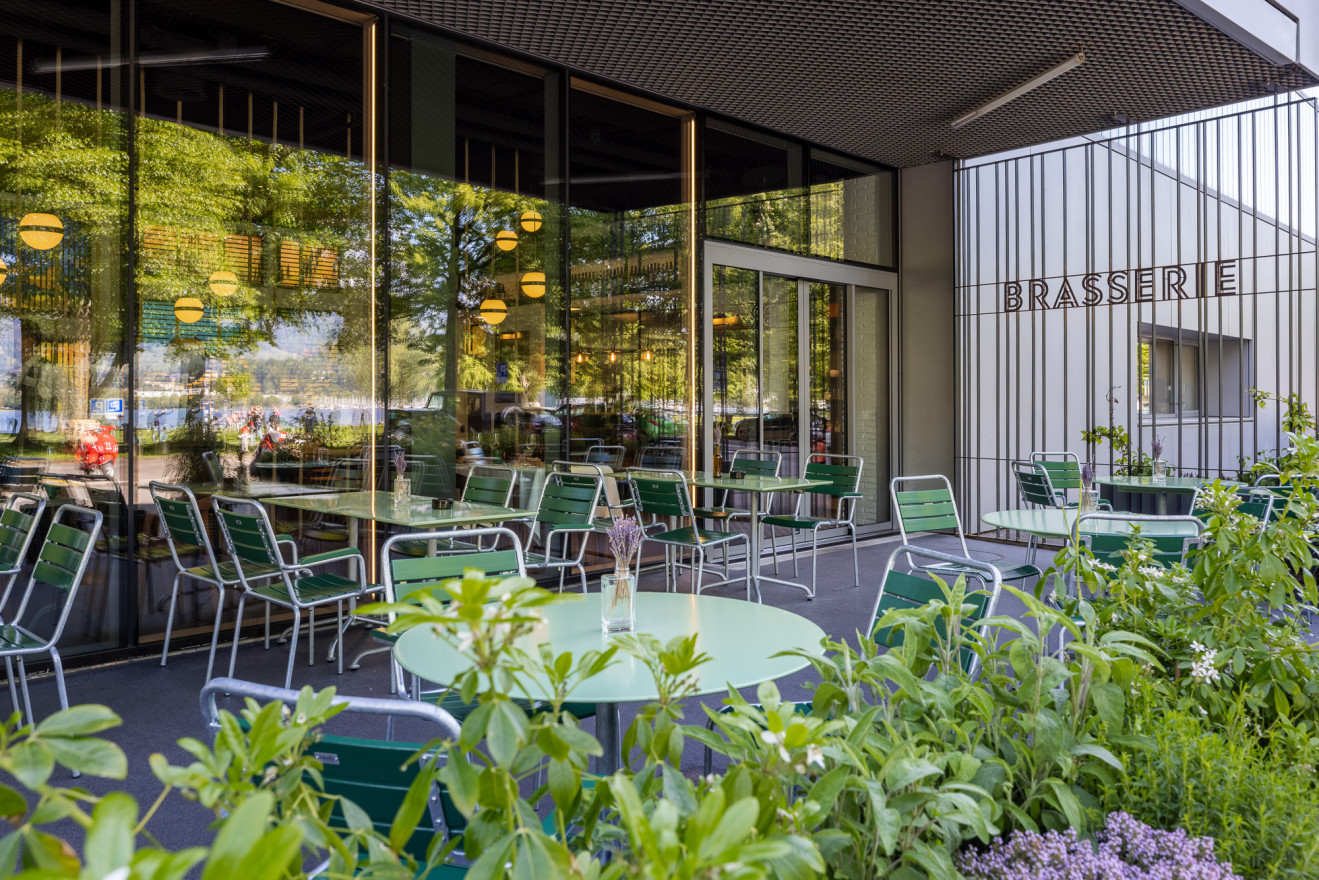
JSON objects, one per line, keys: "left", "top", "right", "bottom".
{"left": 0, "top": 1, "right": 128, "bottom": 654}
{"left": 133, "top": 0, "right": 371, "bottom": 649}
{"left": 568, "top": 86, "right": 691, "bottom": 470}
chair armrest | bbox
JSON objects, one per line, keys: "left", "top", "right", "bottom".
{"left": 275, "top": 534, "right": 298, "bottom": 564}
{"left": 300, "top": 547, "right": 363, "bottom": 568}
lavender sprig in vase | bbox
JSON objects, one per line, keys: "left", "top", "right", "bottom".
{"left": 1150, "top": 435, "right": 1167, "bottom": 482}
{"left": 1079, "top": 461, "right": 1099, "bottom": 514}
{"left": 391, "top": 450, "right": 411, "bottom": 508}
{"left": 602, "top": 517, "right": 645, "bottom": 633}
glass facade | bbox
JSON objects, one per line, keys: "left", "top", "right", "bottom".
{"left": 0, "top": 0, "right": 897, "bottom": 662}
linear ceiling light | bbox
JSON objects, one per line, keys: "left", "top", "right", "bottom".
{"left": 951, "top": 52, "right": 1086, "bottom": 130}
{"left": 34, "top": 47, "right": 271, "bottom": 74}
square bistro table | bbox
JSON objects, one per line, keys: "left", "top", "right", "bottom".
{"left": 262, "top": 490, "right": 535, "bottom": 551}
{"left": 393, "top": 592, "right": 826, "bottom": 775}
{"left": 683, "top": 470, "right": 829, "bottom": 597}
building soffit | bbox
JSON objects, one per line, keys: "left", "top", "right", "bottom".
{"left": 368, "top": 0, "right": 1316, "bottom": 168}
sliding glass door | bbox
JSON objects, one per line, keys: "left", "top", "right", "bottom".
{"left": 703, "top": 241, "right": 893, "bottom": 529}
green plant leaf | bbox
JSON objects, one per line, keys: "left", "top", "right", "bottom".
{"left": 0, "top": 784, "right": 26, "bottom": 820}
{"left": 84, "top": 792, "right": 137, "bottom": 878}
{"left": 201, "top": 791, "right": 275, "bottom": 880}
{"left": 44, "top": 736, "right": 127, "bottom": 779}
{"left": 34, "top": 705, "right": 120, "bottom": 739}
{"left": 697, "top": 795, "right": 759, "bottom": 861}
{"left": 9, "top": 740, "right": 54, "bottom": 789}
{"left": 1090, "top": 681, "right": 1125, "bottom": 731}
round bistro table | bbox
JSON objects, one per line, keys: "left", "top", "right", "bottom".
{"left": 393, "top": 592, "right": 826, "bottom": 774}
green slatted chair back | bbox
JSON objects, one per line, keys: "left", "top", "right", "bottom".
{"left": 383, "top": 528, "right": 526, "bottom": 604}
{"left": 1078, "top": 514, "right": 1203, "bottom": 569}
{"left": 461, "top": 466, "right": 515, "bottom": 507}
{"left": 803, "top": 455, "right": 863, "bottom": 497}
{"left": 1012, "top": 461, "right": 1059, "bottom": 508}
{"left": 871, "top": 545, "right": 999, "bottom": 676}
{"left": 729, "top": 449, "right": 781, "bottom": 477}
{"left": 213, "top": 502, "right": 285, "bottom": 584}
{"left": 534, "top": 475, "right": 600, "bottom": 530}
{"left": 0, "top": 493, "right": 44, "bottom": 577}
{"left": 584, "top": 445, "right": 626, "bottom": 470}
{"left": 1030, "top": 453, "right": 1083, "bottom": 504}
{"left": 8, "top": 505, "right": 104, "bottom": 643}
{"left": 316, "top": 734, "right": 460, "bottom": 861}
{"left": 1233, "top": 489, "right": 1274, "bottom": 523}
{"left": 150, "top": 482, "right": 226, "bottom": 583}
{"left": 639, "top": 446, "right": 683, "bottom": 470}
{"left": 200, "top": 678, "right": 462, "bottom": 868}
{"left": 627, "top": 469, "right": 693, "bottom": 523}
{"left": 890, "top": 474, "right": 970, "bottom": 558}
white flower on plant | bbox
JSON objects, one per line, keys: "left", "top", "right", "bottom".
{"left": 759, "top": 729, "right": 791, "bottom": 762}
{"left": 455, "top": 630, "right": 476, "bottom": 653}
{"left": 1092, "top": 561, "right": 1117, "bottom": 573}
{"left": 806, "top": 744, "right": 825, "bottom": 768}
{"left": 1189, "top": 641, "right": 1206, "bottom": 654}
{"left": 1189, "top": 647, "right": 1219, "bottom": 685}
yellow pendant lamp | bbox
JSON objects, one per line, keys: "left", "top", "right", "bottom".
{"left": 0, "top": 257, "right": 7, "bottom": 286}
{"left": 494, "top": 230, "right": 518, "bottom": 251}
{"left": 174, "top": 297, "right": 205, "bottom": 323}
{"left": 18, "top": 213, "right": 63, "bottom": 250}
{"left": 209, "top": 270, "right": 238, "bottom": 297}
{"left": 520, "top": 271, "right": 546, "bottom": 298}
{"left": 479, "top": 298, "right": 508, "bottom": 325}
{"left": 519, "top": 210, "right": 542, "bottom": 232}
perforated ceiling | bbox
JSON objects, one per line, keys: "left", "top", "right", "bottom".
{"left": 370, "top": 0, "right": 1314, "bottom": 168}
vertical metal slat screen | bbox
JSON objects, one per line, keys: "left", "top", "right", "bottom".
{"left": 955, "top": 96, "right": 1319, "bottom": 529}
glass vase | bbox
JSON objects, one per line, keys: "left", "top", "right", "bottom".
{"left": 393, "top": 476, "right": 411, "bottom": 509}
{"left": 1151, "top": 459, "right": 1167, "bottom": 482}
{"left": 601, "top": 565, "right": 635, "bottom": 634}
{"left": 1078, "top": 487, "right": 1099, "bottom": 514}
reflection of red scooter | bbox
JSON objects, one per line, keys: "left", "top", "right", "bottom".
{"left": 258, "top": 426, "right": 289, "bottom": 454}
{"left": 75, "top": 425, "right": 119, "bottom": 477}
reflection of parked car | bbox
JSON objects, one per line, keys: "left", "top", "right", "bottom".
{"left": 570, "top": 412, "right": 636, "bottom": 443}
{"left": 634, "top": 408, "right": 685, "bottom": 443}
{"left": 734, "top": 412, "right": 796, "bottom": 442}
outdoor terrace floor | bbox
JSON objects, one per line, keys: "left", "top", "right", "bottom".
{"left": 11, "top": 532, "right": 1039, "bottom": 852}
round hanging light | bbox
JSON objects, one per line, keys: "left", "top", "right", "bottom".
{"left": 519, "top": 210, "right": 542, "bottom": 233}
{"left": 18, "top": 213, "right": 63, "bottom": 250}
{"left": 479, "top": 298, "right": 508, "bottom": 325}
{"left": 494, "top": 230, "right": 518, "bottom": 251}
{"left": 608, "top": 350, "right": 618, "bottom": 363}
{"left": 641, "top": 349, "right": 653, "bottom": 361}
{"left": 209, "top": 269, "right": 238, "bottom": 297}
{"left": 574, "top": 352, "right": 587, "bottom": 364}
{"left": 174, "top": 297, "right": 205, "bottom": 324}
{"left": 0, "top": 257, "right": 7, "bottom": 286}
{"left": 520, "top": 271, "right": 546, "bottom": 298}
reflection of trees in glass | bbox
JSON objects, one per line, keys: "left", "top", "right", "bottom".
{"left": 569, "top": 205, "right": 687, "bottom": 416}
{"left": 389, "top": 171, "right": 551, "bottom": 409}
{"left": 0, "top": 91, "right": 126, "bottom": 445}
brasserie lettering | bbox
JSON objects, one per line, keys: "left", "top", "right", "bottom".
{"left": 1002, "top": 259, "right": 1237, "bottom": 312}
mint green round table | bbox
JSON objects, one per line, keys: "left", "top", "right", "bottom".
{"left": 981, "top": 508, "right": 1202, "bottom": 540}
{"left": 393, "top": 593, "right": 826, "bottom": 774}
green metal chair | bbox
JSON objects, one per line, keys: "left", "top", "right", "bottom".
{"left": 0, "top": 492, "right": 47, "bottom": 619}
{"left": 759, "top": 453, "right": 862, "bottom": 598}
{"left": 377, "top": 527, "right": 527, "bottom": 703}
{"left": 390, "top": 465, "right": 518, "bottom": 558}
{"left": 702, "top": 543, "right": 1000, "bottom": 775}
{"left": 693, "top": 449, "right": 781, "bottom": 575}
{"left": 213, "top": 495, "right": 370, "bottom": 689}
{"left": 200, "top": 677, "right": 468, "bottom": 874}
{"left": 551, "top": 460, "right": 635, "bottom": 530}
{"left": 150, "top": 481, "right": 292, "bottom": 678}
{"left": 523, "top": 472, "right": 602, "bottom": 593}
{"left": 0, "top": 504, "right": 103, "bottom": 726}
{"left": 1076, "top": 512, "right": 1205, "bottom": 568}
{"left": 1028, "top": 451, "right": 1112, "bottom": 510}
{"left": 890, "top": 473, "right": 1041, "bottom": 587}
{"left": 1010, "top": 460, "right": 1056, "bottom": 566}
{"left": 628, "top": 468, "right": 754, "bottom": 601}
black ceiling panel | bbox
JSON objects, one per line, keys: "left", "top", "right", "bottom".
{"left": 367, "top": 0, "right": 1316, "bottom": 167}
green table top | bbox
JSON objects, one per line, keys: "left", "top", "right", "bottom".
{"left": 682, "top": 470, "right": 830, "bottom": 493}
{"left": 156, "top": 481, "right": 331, "bottom": 500}
{"left": 981, "top": 508, "right": 1203, "bottom": 539}
{"left": 394, "top": 593, "right": 825, "bottom": 705}
{"left": 1095, "top": 475, "right": 1236, "bottom": 492}
{"left": 262, "top": 490, "right": 534, "bottom": 528}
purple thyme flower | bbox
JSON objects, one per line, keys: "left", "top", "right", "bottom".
{"left": 1081, "top": 461, "right": 1095, "bottom": 489}
{"left": 392, "top": 450, "right": 407, "bottom": 476}
{"left": 956, "top": 812, "right": 1240, "bottom": 880}
{"left": 1152, "top": 435, "right": 1165, "bottom": 459}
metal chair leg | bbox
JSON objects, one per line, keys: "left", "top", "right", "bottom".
{"left": 204, "top": 587, "right": 226, "bottom": 682}
{"left": 4, "top": 658, "right": 18, "bottom": 724}
{"left": 809, "top": 530, "right": 820, "bottom": 599}
{"left": 694, "top": 548, "right": 705, "bottom": 595}
{"left": 284, "top": 607, "right": 301, "bottom": 690}
{"left": 228, "top": 593, "right": 248, "bottom": 679}
{"left": 160, "top": 571, "right": 183, "bottom": 667}
{"left": 336, "top": 603, "right": 345, "bottom": 676}
{"left": 578, "top": 563, "right": 587, "bottom": 594}
{"left": 851, "top": 524, "right": 860, "bottom": 587}
{"left": 308, "top": 606, "right": 316, "bottom": 667}
{"left": 771, "top": 527, "right": 780, "bottom": 574}
{"left": 16, "top": 657, "right": 32, "bottom": 728}
{"left": 790, "top": 529, "right": 800, "bottom": 577}
{"left": 263, "top": 603, "right": 271, "bottom": 649}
